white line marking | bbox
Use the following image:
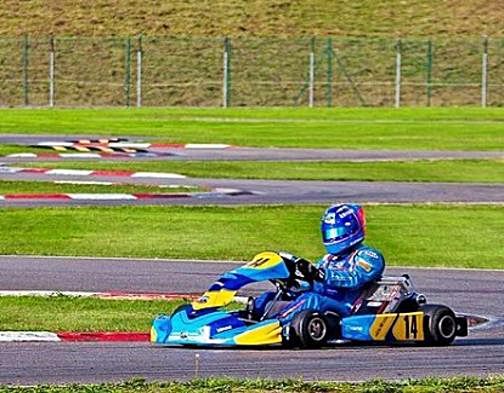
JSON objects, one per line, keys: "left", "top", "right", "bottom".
{"left": 47, "top": 169, "right": 94, "bottom": 176}
{"left": 213, "top": 188, "right": 243, "bottom": 193}
{"left": 185, "top": 143, "right": 230, "bottom": 149}
{"left": 6, "top": 153, "right": 37, "bottom": 158}
{"left": 131, "top": 172, "right": 186, "bottom": 179}
{"left": 0, "top": 331, "right": 61, "bottom": 342}
{"left": 66, "top": 193, "right": 138, "bottom": 200}
{"left": 0, "top": 290, "right": 100, "bottom": 297}
{"left": 108, "top": 143, "right": 151, "bottom": 149}
{"left": 0, "top": 167, "right": 24, "bottom": 173}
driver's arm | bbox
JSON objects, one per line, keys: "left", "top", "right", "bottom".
{"left": 278, "top": 251, "right": 324, "bottom": 283}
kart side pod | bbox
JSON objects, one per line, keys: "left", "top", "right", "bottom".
{"left": 342, "top": 306, "right": 468, "bottom": 345}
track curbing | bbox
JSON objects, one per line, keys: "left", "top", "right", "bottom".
{"left": 0, "top": 188, "right": 253, "bottom": 201}
{"left": 0, "top": 331, "right": 149, "bottom": 342}
{"left": 0, "top": 290, "right": 249, "bottom": 343}
{"left": 0, "top": 165, "right": 187, "bottom": 179}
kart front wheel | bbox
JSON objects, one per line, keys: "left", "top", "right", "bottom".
{"left": 291, "top": 310, "right": 329, "bottom": 348}
{"left": 422, "top": 304, "right": 457, "bottom": 346}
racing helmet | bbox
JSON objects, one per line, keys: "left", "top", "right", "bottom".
{"left": 321, "top": 203, "right": 366, "bottom": 255}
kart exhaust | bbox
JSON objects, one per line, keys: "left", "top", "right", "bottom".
{"left": 415, "top": 294, "right": 427, "bottom": 305}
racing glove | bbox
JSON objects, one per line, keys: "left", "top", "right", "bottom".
{"left": 278, "top": 251, "right": 325, "bottom": 283}
{"left": 298, "top": 259, "right": 325, "bottom": 282}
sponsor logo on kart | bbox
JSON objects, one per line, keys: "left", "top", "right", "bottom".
{"left": 198, "top": 295, "right": 209, "bottom": 303}
{"left": 216, "top": 325, "right": 233, "bottom": 333}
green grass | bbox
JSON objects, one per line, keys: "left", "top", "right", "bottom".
{"left": 23, "top": 159, "right": 504, "bottom": 183}
{"left": 0, "top": 296, "right": 184, "bottom": 332}
{"left": 1, "top": 376, "right": 504, "bottom": 393}
{"left": 0, "top": 180, "right": 202, "bottom": 194}
{"left": 0, "top": 108, "right": 503, "bottom": 150}
{"left": 0, "top": 204, "right": 502, "bottom": 269}
{"left": 0, "top": 145, "right": 46, "bottom": 156}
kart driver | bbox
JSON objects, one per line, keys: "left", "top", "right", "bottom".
{"left": 254, "top": 203, "right": 385, "bottom": 322}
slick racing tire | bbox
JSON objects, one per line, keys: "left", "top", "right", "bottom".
{"left": 421, "top": 304, "right": 458, "bottom": 346}
{"left": 291, "top": 309, "right": 329, "bottom": 348}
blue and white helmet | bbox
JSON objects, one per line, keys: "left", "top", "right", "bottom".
{"left": 321, "top": 203, "right": 366, "bottom": 255}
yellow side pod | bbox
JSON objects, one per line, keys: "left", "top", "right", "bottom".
{"left": 371, "top": 312, "right": 425, "bottom": 341}
{"left": 192, "top": 288, "right": 236, "bottom": 311}
{"left": 234, "top": 321, "right": 283, "bottom": 345}
{"left": 150, "top": 326, "right": 158, "bottom": 343}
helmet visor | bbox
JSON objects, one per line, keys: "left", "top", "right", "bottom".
{"left": 322, "top": 226, "right": 350, "bottom": 243}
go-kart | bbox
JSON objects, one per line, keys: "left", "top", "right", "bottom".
{"left": 151, "top": 251, "right": 468, "bottom": 348}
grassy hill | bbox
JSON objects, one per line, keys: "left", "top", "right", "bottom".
{"left": 0, "top": 0, "right": 502, "bottom": 37}
{"left": 0, "top": 1, "right": 502, "bottom": 107}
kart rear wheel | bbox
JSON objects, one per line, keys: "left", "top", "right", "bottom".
{"left": 291, "top": 310, "right": 329, "bottom": 348}
{"left": 421, "top": 304, "right": 457, "bottom": 346}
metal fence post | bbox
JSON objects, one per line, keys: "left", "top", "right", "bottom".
{"left": 136, "top": 35, "right": 142, "bottom": 108}
{"left": 22, "top": 34, "right": 29, "bottom": 106}
{"left": 326, "top": 37, "right": 333, "bottom": 107}
{"left": 481, "top": 36, "right": 488, "bottom": 108}
{"left": 124, "top": 37, "right": 131, "bottom": 107}
{"left": 394, "top": 39, "right": 402, "bottom": 108}
{"left": 426, "top": 39, "right": 433, "bottom": 107}
{"left": 308, "top": 37, "right": 315, "bottom": 107}
{"left": 223, "top": 37, "right": 231, "bottom": 108}
{"left": 48, "top": 37, "right": 55, "bottom": 107}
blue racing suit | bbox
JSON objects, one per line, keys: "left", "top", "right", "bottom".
{"left": 254, "top": 243, "right": 385, "bottom": 324}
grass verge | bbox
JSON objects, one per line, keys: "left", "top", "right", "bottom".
{"left": 0, "top": 296, "right": 184, "bottom": 332}
{"left": 1, "top": 376, "right": 503, "bottom": 392}
{"left": 21, "top": 159, "right": 504, "bottom": 183}
{"left": 0, "top": 145, "right": 46, "bottom": 156}
{"left": 0, "top": 108, "right": 503, "bottom": 150}
{"left": 0, "top": 204, "right": 502, "bottom": 269}
{"left": 0, "top": 180, "right": 201, "bottom": 194}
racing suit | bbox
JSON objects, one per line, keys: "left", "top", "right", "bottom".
{"left": 254, "top": 243, "right": 385, "bottom": 324}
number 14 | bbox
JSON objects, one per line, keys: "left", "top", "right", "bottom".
{"left": 404, "top": 315, "right": 418, "bottom": 339}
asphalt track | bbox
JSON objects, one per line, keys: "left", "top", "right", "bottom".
{"left": 1, "top": 134, "right": 503, "bottom": 162}
{"left": 1, "top": 134, "right": 502, "bottom": 206}
{"left": 0, "top": 172, "right": 503, "bottom": 206}
{"left": 0, "top": 256, "right": 502, "bottom": 384}
{"left": 3, "top": 148, "right": 503, "bottom": 162}
{"left": 0, "top": 136, "right": 503, "bottom": 383}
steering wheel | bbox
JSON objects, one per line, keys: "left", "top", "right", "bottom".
{"left": 278, "top": 251, "right": 318, "bottom": 288}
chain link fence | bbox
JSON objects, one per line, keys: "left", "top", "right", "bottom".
{"left": 0, "top": 36, "right": 503, "bottom": 107}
